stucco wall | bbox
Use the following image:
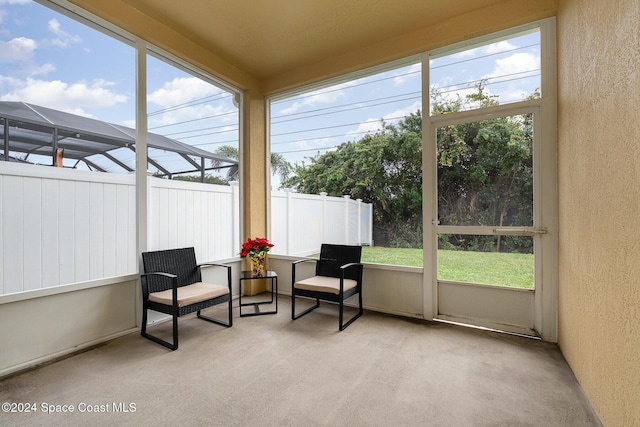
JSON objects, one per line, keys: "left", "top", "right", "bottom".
{"left": 557, "top": 1, "right": 640, "bottom": 425}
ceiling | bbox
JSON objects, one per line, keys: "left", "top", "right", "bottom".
{"left": 117, "top": 0, "right": 506, "bottom": 81}
{"left": 70, "top": 0, "right": 556, "bottom": 92}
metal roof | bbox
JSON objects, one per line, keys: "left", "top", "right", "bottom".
{"left": 0, "top": 101, "right": 237, "bottom": 178}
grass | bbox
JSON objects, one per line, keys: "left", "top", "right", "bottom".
{"left": 361, "top": 246, "right": 534, "bottom": 289}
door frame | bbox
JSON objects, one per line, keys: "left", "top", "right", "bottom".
{"left": 421, "top": 18, "right": 557, "bottom": 341}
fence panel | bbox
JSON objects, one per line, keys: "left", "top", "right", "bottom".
{"left": 270, "top": 190, "right": 373, "bottom": 256}
{"left": 323, "top": 195, "right": 347, "bottom": 245}
{"left": 0, "top": 162, "right": 371, "bottom": 296}
{"left": 147, "top": 178, "right": 239, "bottom": 261}
{"left": 270, "top": 191, "right": 288, "bottom": 254}
{"left": 0, "top": 163, "right": 136, "bottom": 294}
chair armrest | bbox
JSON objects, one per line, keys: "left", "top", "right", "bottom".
{"left": 140, "top": 272, "right": 178, "bottom": 299}
{"left": 199, "top": 262, "right": 231, "bottom": 269}
{"left": 340, "top": 262, "right": 363, "bottom": 271}
{"left": 198, "top": 263, "right": 232, "bottom": 290}
{"left": 339, "top": 262, "right": 364, "bottom": 286}
{"left": 292, "top": 258, "right": 318, "bottom": 283}
{"left": 292, "top": 258, "right": 318, "bottom": 266}
{"left": 141, "top": 272, "right": 177, "bottom": 279}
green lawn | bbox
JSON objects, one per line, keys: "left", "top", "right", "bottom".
{"left": 361, "top": 246, "right": 534, "bottom": 289}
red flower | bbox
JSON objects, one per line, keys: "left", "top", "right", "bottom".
{"left": 239, "top": 237, "right": 274, "bottom": 257}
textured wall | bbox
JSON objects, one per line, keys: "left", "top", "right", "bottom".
{"left": 557, "top": 1, "right": 640, "bottom": 425}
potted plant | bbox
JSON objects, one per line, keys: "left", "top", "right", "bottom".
{"left": 240, "top": 237, "right": 274, "bottom": 276}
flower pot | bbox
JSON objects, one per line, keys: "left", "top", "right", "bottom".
{"left": 249, "top": 252, "right": 266, "bottom": 277}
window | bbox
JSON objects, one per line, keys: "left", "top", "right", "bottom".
{"left": 145, "top": 53, "right": 241, "bottom": 260}
{"left": 269, "top": 62, "right": 423, "bottom": 264}
{"left": 0, "top": 1, "right": 135, "bottom": 170}
{"left": 430, "top": 29, "right": 541, "bottom": 114}
{"left": 0, "top": 0, "right": 241, "bottom": 295}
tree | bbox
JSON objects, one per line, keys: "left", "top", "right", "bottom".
{"left": 434, "top": 85, "right": 535, "bottom": 252}
{"left": 283, "top": 85, "right": 537, "bottom": 251}
{"left": 211, "top": 145, "right": 293, "bottom": 185}
{"left": 283, "top": 112, "right": 423, "bottom": 247}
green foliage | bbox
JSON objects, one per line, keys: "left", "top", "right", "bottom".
{"left": 172, "top": 174, "right": 228, "bottom": 185}
{"left": 284, "top": 85, "right": 539, "bottom": 251}
{"left": 283, "top": 112, "right": 423, "bottom": 247}
{"left": 435, "top": 85, "right": 535, "bottom": 252}
{"left": 211, "top": 145, "right": 293, "bottom": 185}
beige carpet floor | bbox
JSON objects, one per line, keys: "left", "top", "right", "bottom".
{"left": 0, "top": 296, "right": 601, "bottom": 426}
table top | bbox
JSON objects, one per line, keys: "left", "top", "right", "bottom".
{"left": 240, "top": 270, "right": 278, "bottom": 279}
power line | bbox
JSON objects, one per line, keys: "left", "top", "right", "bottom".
{"left": 173, "top": 128, "right": 239, "bottom": 140}
{"left": 271, "top": 130, "right": 373, "bottom": 146}
{"left": 271, "top": 92, "right": 421, "bottom": 125}
{"left": 435, "top": 70, "right": 541, "bottom": 95}
{"left": 149, "top": 110, "right": 237, "bottom": 131}
{"left": 271, "top": 115, "right": 405, "bottom": 138}
{"left": 146, "top": 40, "right": 539, "bottom": 159}
{"left": 431, "top": 42, "right": 539, "bottom": 70}
{"left": 162, "top": 123, "right": 238, "bottom": 138}
{"left": 271, "top": 68, "right": 421, "bottom": 108}
{"left": 275, "top": 146, "right": 336, "bottom": 155}
{"left": 270, "top": 42, "right": 537, "bottom": 110}
{"left": 147, "top": 91, "right": 232, "bottom": 116}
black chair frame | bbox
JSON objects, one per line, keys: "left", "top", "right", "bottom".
{"left": 141, "top": 247, "right": 232, "bottom": 350}
{"left": 291, "top": 244, "right": 364, "bottom": 331}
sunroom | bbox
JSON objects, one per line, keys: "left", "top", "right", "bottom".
{"left": 0, "top": 0, "right": 638, "bottom": 426}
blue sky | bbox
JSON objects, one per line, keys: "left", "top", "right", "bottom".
{"left": 1, "top": 0, "right": 540, "bottom": 181}
{"left": 270, "top": 29, "right": 540, "bottom": 184}
{"left": 0, "top": 0, "right": 238, "bottom": 173}
{"left": 0, "top": 0, "right": 135, "bottom": 121}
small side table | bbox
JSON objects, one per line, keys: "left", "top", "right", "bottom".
{"left": 239, "top": 270, "right": 278, "bottom": 317}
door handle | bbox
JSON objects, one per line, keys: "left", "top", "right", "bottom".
{"left": 493, "top": 228, "right": 547, "bottom": 235}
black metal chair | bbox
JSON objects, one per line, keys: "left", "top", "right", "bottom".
{"left": 141, "top": 247, "right": 232, "bottom": 350}
{"left": 291, "top": 244, "right": 364, "bottom": 330}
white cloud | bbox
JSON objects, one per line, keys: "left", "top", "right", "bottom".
{"left": 0, "top": 77, "right": 127, "bottom": 116}
{"left": 0, "top": 37, "right": 37, "bottom": 62}
{"left": 483, "top": 40, "right": 516, "bottom": 55}
{"left": 278, "top": 81, "right": 356, "bottom": 115}
{"left": 0, "top": 0, "right": 32, "bottom": 4}
{"left": 450, "top": 40, "right": 516, "bottom": 60}
{"left": 147, "top": 76, "right": 232, "bottom": 125}
{"left": 348, "top": 100, "right": 421, "bottom": 136}
{"left": 29, "top": 62, "right": 55, "bottom": 75}
{"left": 393, "top": 63, "right": 421, "bottom": 86}
{"left": 285, "top": 136, "right": 336, "bottom": 153}
{"left": 486, "top": 52, "right": 539, "bottom": 79}
{"left": 45, "top": 19, "right": 82, "bottom": 48}
{"left": 149, "top": 77, "right": 219, "bottom": 107}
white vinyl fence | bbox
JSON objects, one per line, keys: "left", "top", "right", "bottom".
{"left": 0, "top": 163, "right": 372, "bottom": 296}
{"left": 148, "top": 178, "right": 240, "bottom": 261}
{"left": 270, "top": 190, "right": 373, "bottom": 256}
{"left": 0, "top": 162, "right": 137, "bottom": 295}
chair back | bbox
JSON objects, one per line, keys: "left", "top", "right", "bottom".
{"left": 142, "top": 247, "right": 201, "bottom": 293}
{"left": 316, "top": 244, "right": 362, "bottom": 280}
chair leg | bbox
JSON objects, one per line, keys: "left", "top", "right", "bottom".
{"left": 196, "top": 296, "right": 233, "bottom": 327}
{"left": 292, "top": 293, "right": 320, "bottom": 320}
{"left": 339, "top": 291, "right": 363, "bottom": 331}
{"left": 141, "top": 305, "right": 148, "bottom": 337}
{"left": 140, "top": 309, "right": 179, "bottom": 351}
{"left": 197, "top": 308, "right": 232, "bottom": 327}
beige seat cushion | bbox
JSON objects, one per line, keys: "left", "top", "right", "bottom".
{"left": 294, "top": 276, "right": 357, "bottom": 295}
{"left": 148, "top": 282, "right": 229, "bottom": 307}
